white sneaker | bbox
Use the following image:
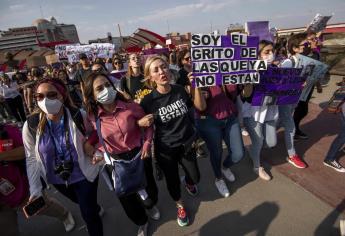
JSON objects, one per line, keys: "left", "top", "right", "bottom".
{"left": 137, "top": 222, "right": 148, "bottom": 236}
{"left": 254, "top": 167, "right": 271, "bottom": 181}
{"left": 147, "top": 205, "right": 160, "bottom": 220}
{"left": 215, "top": 179, "right": 230, "bottom": 198}
{"left": 63, "top": 211, "right": 75, "bottom": 232}
{"left": 222, "top": 168, "right": 235, "bottom": 182}
{"left": 241, "top": 128, "right": 249, "bottom": 136}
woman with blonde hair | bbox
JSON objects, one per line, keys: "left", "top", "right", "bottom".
{"left": 140, "top": 55, "right": 206, "bottom": 227}
{"left": 121, "top": 53, "right": 147, "bottom": 102}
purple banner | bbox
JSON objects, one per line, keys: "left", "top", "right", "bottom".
{"left": 251, "top": 67, "right": 308, "bottom": 106}
{"left": 245, "top": 21, "right": 274, "bottom": 42}
{"left": 143, "top": 48, "right": 169, "bottom": 55}
{"left": 110, "top": 71, "right": 127, "bottom": 79}
{"left": 191, "top": 34, "right": 266, "bottom": 87}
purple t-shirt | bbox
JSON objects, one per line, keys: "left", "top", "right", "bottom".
{"left": 38, "top": 119, "right": 85, "bottom": 185}
{"left": 196, "top": 85, "right": 238, "bottom": 120}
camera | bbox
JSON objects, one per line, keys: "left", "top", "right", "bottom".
{"left": 54, "top": 160, "right": 74, "bottom": 181}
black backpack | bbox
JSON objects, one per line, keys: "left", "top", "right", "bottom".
{"left": 27, "top": 107, "right": 86, "bottom": 139}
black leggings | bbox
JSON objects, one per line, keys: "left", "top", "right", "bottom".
{"left": 293, "top": 86, "right": 314, "bottom": 132}
{"left": 5, "top": 95, "right": 26, "bottom": 122}
{"left": 155, "top": 145, "right": 200, "bottom": 202}
{"left": 53, "top": 178, "right": 103, "bottom": 236}
{"left": 117, "top": 157, "right": 158, "bottom": 226}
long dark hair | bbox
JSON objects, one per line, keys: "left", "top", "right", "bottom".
{"left": 83, "top": 72, "right": 127, "bottom": 116}
{"left": 177, "top": 49, "right": 190, "bottom": 68}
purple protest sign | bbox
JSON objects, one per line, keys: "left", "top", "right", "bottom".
{"left": 245, "top": 21, "right": 274, "bottom": 42}
{"left": 110, "top": 70, "right": 127, "bottom": 79}
{"left": 191, "top": 34, "right": 266, "bottom": 88}
{"left": 143, "top": 48, "right": 169, "bottom": 55}
{"left": 251, "top": 67, "right": 307, "bottom": 106}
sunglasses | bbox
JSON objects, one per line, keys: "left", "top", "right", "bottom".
{"left": 114, "top": 61, "right": 122, "bottom": 65}
{"left": 34, "top": 91, "right": 58, "bottom": 101}
{"left": 184, "top": 56, "right": 191, "bottom": 61}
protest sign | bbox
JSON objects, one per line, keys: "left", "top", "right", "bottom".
{"left": 143, "top": 48, "right": 169, "bottom": 55}
{"left": 45, "top": 54, "right": 59, "bottom": 65}
{"left": 251, "top": 67, "right": 308, "bottom": 106}
{"left": 26, "top": 56, "right": 47, "bottom": 68}
{"left": 55, "top": 43, "right": 115, "bottom": 63}
{"left": 110, "top": 70, "right": 127, "bottom": 79}
{"left": 306, "top": 13, "right": 332, "bottom": 33}
{"left": 245, "top": 21, "right": 274, "bottom": 42}
{"left": 191, "top": 34, "right": 266, "bottom": 88}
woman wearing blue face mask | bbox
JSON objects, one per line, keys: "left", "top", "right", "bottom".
{"left": 22, "top": 78, "right": 104, "bottom": 236}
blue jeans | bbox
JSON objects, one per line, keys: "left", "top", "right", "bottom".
{"left": 54, "top": 177, "right": 103, "bottom": 236}
{"left": 196, "top": 115, "right": 244, "bottom": 179}
{"left": 243, "top": 117, "right": 277, "bottom": 168}
{"left": 278, "top": 105, "right": 296, "bottom": 157}
{"left": 325, "top": 114, "right": 345, "bottom": 162}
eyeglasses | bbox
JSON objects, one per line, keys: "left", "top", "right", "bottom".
{"left": 34, "top": 91, "right": 58, "bottom": 101}
{"left": 92, "top": 68, "right": 105, "bottom": 73}
{"left": 308, "top": 37, "right": 318, "bottom": 42}
{"left": 299, "top": 42, "right": 311, "bottom": 47}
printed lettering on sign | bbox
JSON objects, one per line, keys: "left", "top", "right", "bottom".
{"left": 191, "top": 34, "right": 264, "bottom": 87}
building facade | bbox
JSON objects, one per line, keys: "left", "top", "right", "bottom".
{"left": 0, "top": 17, "right": 80, "bottom": 51}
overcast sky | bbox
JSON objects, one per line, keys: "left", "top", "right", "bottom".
{"left": 0, "top": 0, "right": 344, "bottom": 43}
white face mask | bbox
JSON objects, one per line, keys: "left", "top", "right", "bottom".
{"left": 96, "top": 86, "right": 117, "bottom": 105}
{"left": 262, "top": 53, "right": 275, "bottom": 64}
{"left": 37, "top": 98, "right": 63, "bottom": 115}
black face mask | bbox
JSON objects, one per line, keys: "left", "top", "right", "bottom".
{"left": 302, "top": 45, "right": 312, "bottom": 56}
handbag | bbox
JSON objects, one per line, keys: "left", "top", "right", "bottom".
{"left": 95, "top": 117, "right": 147, "bottom": 197}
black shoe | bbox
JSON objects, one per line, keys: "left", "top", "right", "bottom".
{"left": 323, "top": 159, "right": 345, "bottom": 173}
{"left": 294, "top": 131, "right": 308, "bottom": 140}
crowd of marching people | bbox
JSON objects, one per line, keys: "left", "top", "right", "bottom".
{"left": 1, "top": 29, "right": 345, "bottom": 236}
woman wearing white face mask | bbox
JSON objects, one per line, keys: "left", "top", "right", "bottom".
{"left": 22, "top": 78, "right": 104, "bottom": 236}
{"left": 83, "top": 73, "right": 159, "bottom": 236}
{"left": 241, "top": 40, "right": 279, "bottom": 181}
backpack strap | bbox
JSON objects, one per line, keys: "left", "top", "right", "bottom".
{"left": 26, "top": 113, "right": 40, "bottom": 139}
{"left": 69, "top": 107, "right": 86, "bottom": 136}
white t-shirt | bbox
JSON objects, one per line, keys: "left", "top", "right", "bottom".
{"left": 242, "top": 102, "right": 279, "bottom": 123}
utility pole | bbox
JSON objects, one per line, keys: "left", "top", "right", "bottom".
{"left": 39, "top": 4, "right": 44, "bottom": 18}
{"left": 117, "top": 24, "right": 123, "bottom": 50}
{"left": 167, "top": 20, "right": 170, "bottom": 35}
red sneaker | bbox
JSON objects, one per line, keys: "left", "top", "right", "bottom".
{"left": 287, "top": 155, "right": 307, "bottom": 169}
{"left": 177, "top": 207, "right": 189, "bottom": 227}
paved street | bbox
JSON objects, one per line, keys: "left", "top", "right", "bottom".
{"left": 17, "top": 76, "right": 344, "bottom": 236}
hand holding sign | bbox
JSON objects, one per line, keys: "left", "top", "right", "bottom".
{"left": 191, "top": 33, "right": 267, "bottom": 88}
